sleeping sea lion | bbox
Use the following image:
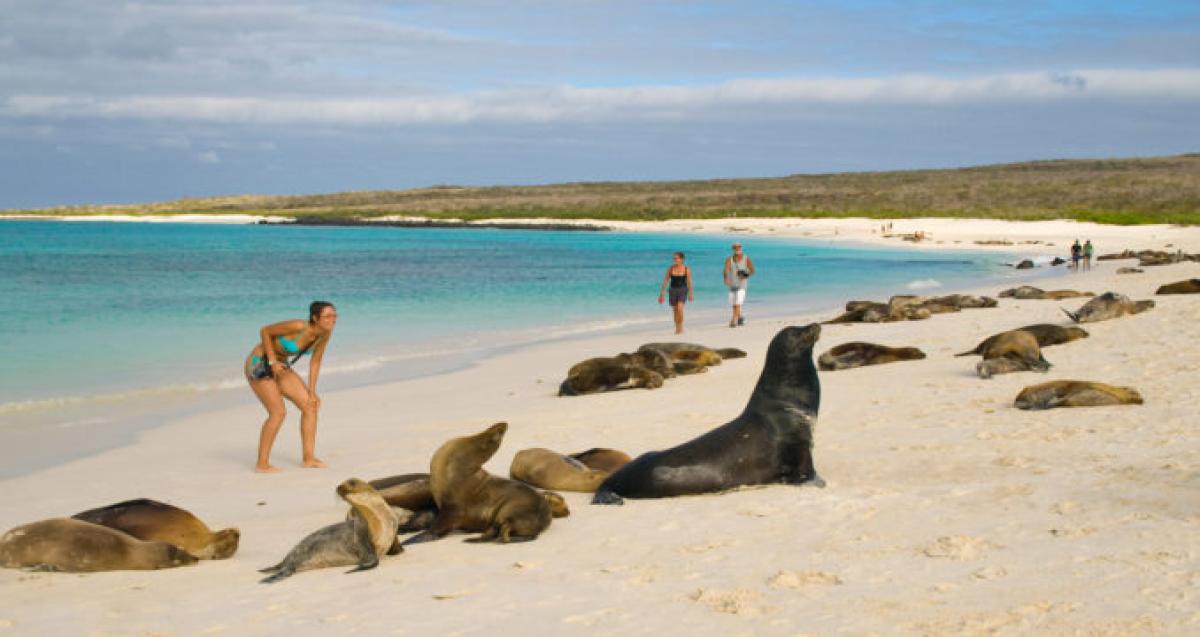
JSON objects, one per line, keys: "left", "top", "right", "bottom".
{"left": 956, "top": 324, "right": 1089, "bottom": 357}
{"left": 421, "top": 423, "right": 553, "bottom": 543}
{"left": 510, "top": 448, "right": 611, "bottom": 492}
{"left": 259, "top": 478, "right": 400, "bottom": 583}
{"left": 71, "top": 499, "right": 239, "bottom": 560}
{"left": 569, "top": 448, "right": 633, "bottom": 474}
{"left": 1014, "top": 380, "right": 1143, "bottom": 410}
{"left": 817, "top": 342, "right": 926, "bottom": 371}
{"left": 975, "top": 330, "right": 1051, "bottom": 379}
{"left": 1, "top": 518, "right": 197, "bottom": 572}
{"left": 558, "top": 352, "right": 667, "bottom": 396}
{"left": 998, "top": 286, "right": 1093, "bottom": 300}
{"left": 1063, "top": 292, "right": 1155, "bottom": 323}
{"left": 1155, "top": 279, "right": 1200, "bottom": 295}
{"left": 593, "top": 324, "right": 823, "bottom": 505}
{"left": 369, "top": 473, "right": 568, "bottom": 532}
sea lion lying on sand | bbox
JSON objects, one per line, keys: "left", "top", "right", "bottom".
{"left": 72, "top": 499, "right": 239, "bottom": 560}
{"left": 975, "top": 330, "right": 1051, "bottom": 379}
{"left": 419, "top": 423, "right": 554, "bottom": 543}
{"left": 368, "top": 473, "right": 568, "bottom": 532}
{"left": 817, "top": 342, "right": 926, "bottom": 371}
{"left": 569, "top": 448, "right": 633, "bottom": 474}
{"left": 558, "top": 351, "right": 670, "bottom": 396}
{"left": 259, "top": 478, "right": 400, "bottom": 583}
{"left": 825, "top": 294, "right": 993, "bottom": 323}
{"left": 1156, "top": 279, "right": 1200, "bottom": 295}
{"left": 594, "top": 324, "right": 823, "bottom": 504}
{"left": 637, "top": 342, "right": 747, "bottom": 375}
{"left": 1014, "top": 380, "right": 1143, "bottom": 410}
{"left": 998, "top": 286, "right": 1094, "bottom": 300}
{"left": 1063, "top": 292, "right": 1155, "bottom": 323}
{"left": 1, "top": 518, "right": 198, "bottom": 572}
{"left": 511, "top": 448, "right": 610, "bottom": 492}
{"left": 956, "top": 324, "right": 1088, "bottom": 357}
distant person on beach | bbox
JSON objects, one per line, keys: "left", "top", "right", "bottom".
{"left": 723, "top": 242, "right": 755, "bottom": 327}
{"left": 245, "top": 301, "right": 337, "bottom": 473}
{"left": 1070, "top": 239, "right": 1083, "bottom": 271}
{"left": 1083, "top": 239, "right": 1094, "bottom": 271}
{"left": 658, "top": 251, "right": 694, "bottom": 334}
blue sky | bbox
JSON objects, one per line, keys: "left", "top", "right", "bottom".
{"left": 1, "top": 0, "right": 1197, "bottom": 209}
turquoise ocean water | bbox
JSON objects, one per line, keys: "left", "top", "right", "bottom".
{"left": 0, "top": 220, "right": 1039, "bottom": 475}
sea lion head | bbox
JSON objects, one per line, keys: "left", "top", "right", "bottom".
{"left": 752, "top": 324, "right": 821, "bottom": 412}
{"left": 207, "top": 528, "right": 240, "bottom": 560}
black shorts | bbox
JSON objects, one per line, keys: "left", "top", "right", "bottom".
{"left": 668, "top": 286, "right": 688, "bottom": 306}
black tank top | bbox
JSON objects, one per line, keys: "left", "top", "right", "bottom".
{"left": 669, "top": 269, "right": 687, "bottom": 288}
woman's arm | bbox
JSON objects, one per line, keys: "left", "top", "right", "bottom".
{"left": 259, "top": 319, "right": 306, "bottom": 370}
{"left": 686, "top": 267, "right": 694, "bottom": 301}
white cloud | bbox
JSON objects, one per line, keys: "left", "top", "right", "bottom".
{"left": 195, "top": 150, "right": 220, "bottom": 164}
{"left": 4, "top": 69, "right": 1198, "bottom": 127}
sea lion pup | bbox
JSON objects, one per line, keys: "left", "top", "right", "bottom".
{"left": 637, "top": 342, "right": 747, "bottom": 375}
{"left": 510, "top": 448, "right": 611, "bottom": 493}
{"left": 1063, "top": 292, "right": 1155, "bottom": 323}
{"left": 1156, "top": 279, "right": 1200, "bottom": 295}
{"left": 71, "top": 499, "right": 239, "bottom": 560}
{"left": 1014, "top": 380, "right": 1143, "bottom": 410}
{"left": 999, "top": 286, "right": 1094, "bottom": 300}
{"left": 420, "top": 423, "right": 553, "bottom": 543}
{"left": 0, "top": 518, "right": 197, "bottom": 572}
{"left": 368, "top": 472, "right": 568, "bottom": 531}
{"left": 593, "top": 324, "right": 823, "bottom": 505}
{"left": 975, "top": 330, "right": 1051, "bottom": 379}
{"left": 259, "top": 478, "right": 400, "bottom": 584}
{"left": 558, "top": 352, "right": 666, "bottom": 396}
{"left": 817, "top": 342, "right": 926, "bottom": 371}
{"left": 569, "top": 448, "right": 633, "bottom": 474}
{"left": 956, "top": 324, "right": 1089, "bottom": 357}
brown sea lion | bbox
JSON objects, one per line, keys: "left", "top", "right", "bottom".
{"left": 569, "top": 448, "right": 633, "bottom": 474}
{"left": 510, "top": 448, "right": 609, "bottom": 492}
{"left": 259, "top": 478, "right": 401, "bottom": 583}
{"left": 1155, "top": 279, "right": 1200, "bottom": 295}
{"left": 1, "top": 518, "right": 197, "bottom": 572}
{"left": 422, "top": 423, "right": 553, "bottom": 543}
{"left": 369, "top": 473, "right": 567, "bottom": 531}
{"left": 637, "top": 343, "right": 746, "bottom": 375}
{"left": 975, "top": 330, "right": 1051, "bottom": 379}
{"left": 817, "top": 342, "right": 926, "bottom": 371}
{"left": 1116, "top": 267, "right": 1143, "bottom": 274}
{"left": 1014, "top": 380, "right": 1143, "bottom": 410}
{"left": 956, "top": 324, "right": 1089, "bottom": 357}
{"left": 71, "top": 499, "right": 239, "bottom": 560}
{"left": 1063, "top": 292, "right": 1155, "bottom": 323}
{"left": 998, "top": 286, "right": 1094, "bottom": 300}
{"left": 558, "top": 352, "right": 666, "bottom": 396}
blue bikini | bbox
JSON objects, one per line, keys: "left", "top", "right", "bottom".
{"left": 249, "top": 334, "right": 317, "bottom": 380}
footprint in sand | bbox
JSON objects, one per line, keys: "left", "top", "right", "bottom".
{"left": 973, "top": 565, "right": 1008, "bottom": 580}
{"left": 922, "top": 535, "right": 999, "bottom": 560}
{"left": 768, "top": 569, "right": 843, "bottom": 589}
{"left": 688, "top": 588, "right": 773, "bottom": 616}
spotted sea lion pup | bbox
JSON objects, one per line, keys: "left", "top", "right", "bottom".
{"left": 420, "top": 422, "right": 553, "bottom": 543}
{"left": 1063, "top": 292, "right": 1155, "bottom": 323}
{"left": 1156, "top": 279, "right": 1200, "bottom": 295}
{"left": 594, "top": 324, "right": 823, "bottom": 505}
{"left": 1, "top": 518, "right": 198, "bottom": 572}
{"left": 558, "top": 351, "right": 668, "bottom": 396}
{"left": 975, "top": 330, "right": 1051, "bottom": 379}
{"left": 956, "top": 324, "right": 1089, "bottom": 357}
{"left": 1014, "top": 380, "right": 1143, "bottom": 410}
{"left": 71, "top": 499, "right": 239, "bottom": 560}
{"left": 817, "top": 342, "right": 926, "bottom": 371}
{"left": 259, "top": 478, "right": 401, "bottom": 584}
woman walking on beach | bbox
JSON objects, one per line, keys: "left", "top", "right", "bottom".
{"left": 245, "top": 301, "right": 337, "bottom": 473}
{"left": 658, "top": 252, "right": 694, "bottom": 334}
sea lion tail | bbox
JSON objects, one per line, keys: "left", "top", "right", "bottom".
{"left": 953, "top": 348, "right": 977, "bottom": 357}
{"left": 1061, "top": 308, "right": 1080, "bottom": 323}
{"left": 591, "top": 488, "right": 625, "bottom": 506}
{"left": 1032, "top": 355, "right": 1051, "bottom": 373}
{"left": 259, "top": 566, "right": 294, "bottom": 584}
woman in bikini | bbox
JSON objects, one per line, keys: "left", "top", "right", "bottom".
{"left": 245, "top": 301, "right": 337, "bottom": 473}
{"left": 657, "top": 251, "right": 694, "bottom": 334}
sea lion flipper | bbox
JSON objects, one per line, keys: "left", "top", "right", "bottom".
{"left": 591, "top": 488, "right": 625, "bottom": 506}
{"left": 386, "top": 537, "right": 404, "bottom": 556}
{"left": 259, "top": 566, "right": 294, "bottom": 584}
{"left": 346, "top": 552, "right": 379, "bottom": 573}
{"left": 1062, "top": 308, "right": 1080, "bottom": 323}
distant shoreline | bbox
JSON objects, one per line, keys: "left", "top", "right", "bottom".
{"left": 264, "top": 217, "right": 612, "bottom": 232}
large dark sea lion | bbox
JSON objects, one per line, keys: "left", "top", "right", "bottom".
{"left": 1156, "top": 279, "right": 1200, "bottom": 295}
{"left": 956, "top": 324, "right": 1089, "bottom": 357}
{"left": 259, "top": 478, "right": 401, "bottom": 583}
{"left": 510, "top": 448, "right": 609, "bottom": 492}
{"left": 975, "top": 330, "right": 1051, "bottom": 379}
{"left": 423, "top": 423, "right": 553, "bottom": 543}
{"left": 1014, "top": 380, "right": 1143, "bottom": 410}
{"left": 1063, "top": 292, "right": 1155, "bottom": 323}
{"left": 817, "top": 342, "right": 925, "bottom": 371}
{"left": 1, "top": 518, "right": 198, "bottom": 572}
{"left": 593, "top": 324, "right": 823, "bottom": 505}
{"left": 71, "top": 499, "right": 239, "bottom": 560}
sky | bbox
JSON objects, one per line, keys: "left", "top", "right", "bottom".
{"left": 1, "top": 0, "right": 1198, "bottom": 209}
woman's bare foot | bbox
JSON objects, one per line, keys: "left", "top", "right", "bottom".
{"left": 255, "top": 464, "right": 283, "bottom": 473}
{"left": 302, "top": 458, "right": 327, "bottom": 468}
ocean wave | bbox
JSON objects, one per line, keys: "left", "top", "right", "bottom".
{"left": 906, "top": 278, "right": 943, "bottom": 290}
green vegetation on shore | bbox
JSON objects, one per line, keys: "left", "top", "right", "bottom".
{"left": 7, "top": 154, "right": 1200, "bottom": 225}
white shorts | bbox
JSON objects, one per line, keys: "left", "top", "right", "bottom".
{"left": 728, "top": 287, "right": 746, "bottom": 306}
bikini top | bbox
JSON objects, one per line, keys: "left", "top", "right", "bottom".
{"left": 277, "top": 334, "right": 318, "bottom": 360}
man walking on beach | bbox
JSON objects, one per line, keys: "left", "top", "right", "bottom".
{"left": 1083, "top": 239, "right": 1094, "bottom": 271}
{"left": 723, "top": 242, "right": 755, "bottom": 327}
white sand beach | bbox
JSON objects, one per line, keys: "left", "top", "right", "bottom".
{"left": 1, "top": 218, "right": 1198, "bottom": 636}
